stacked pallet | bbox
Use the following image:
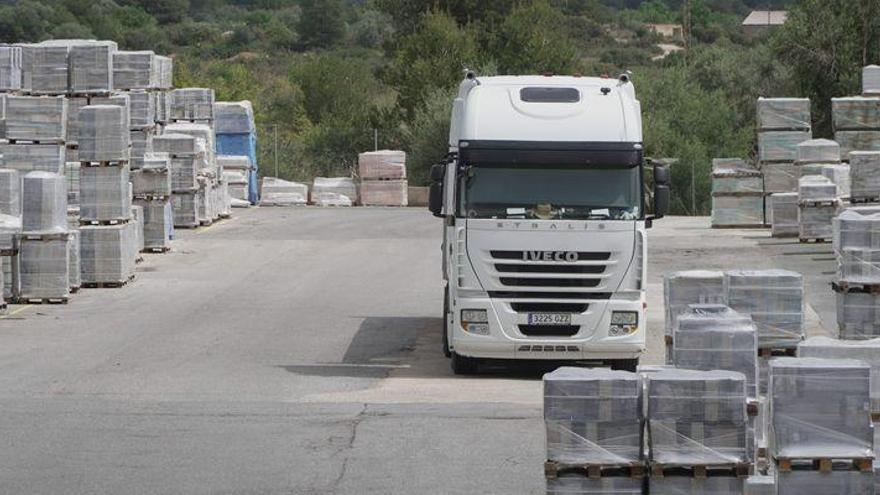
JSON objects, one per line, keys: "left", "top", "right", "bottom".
{"left": 756, "top": 98, "right": 811, "bottom": 198}
{"left": 16, "top": 171, "right": 70, "bottom": 303}
{"left": 543, "top": 368, "right": 645, "bottom": 495}
{"left": 662, "top": 270, "right": 726, "bottom": 363}
{"left": 797, "top": 175, "right": 839, "bottom": 242}
{"left": 0, "top": 169, "right": 21, "bottom": 302}
{"left": 219, "top": 155, "right": 250, "bottom": 207}
{"left": 833, "top": 206, "right": 880, "bottom": 339}
{"left": 768, "top": 192, "right": 798, "bottom": 238}
{"left": 796, "top": 138, "right": 848, "bottom": 194}
{"left": 833, "top": 96, "right": 880, "bottom": 159}
{"left": 710, "top": 158, "right": 765, "bottom": 228}
{"left": 311, "top": 177, "right": 357, "bottom": 207}
{"left": 359, "top": 150, "right": 408, "bottom": 206}
{"left": 1, "top": 95, "right": 66, "bottom": 176}
{"left": 259, "top": 177, "right": 308, "bottom": 206}
{"left": 164, "top": 119, "right": 226, "bottom": 224}
{"left": 214, "top": 101, "right": 257, "bottom": 204}
{"left": 154, "top": 133, "right": 202, "bottom": 228}
{"left": 131, "top": 153, "right": 173, "bottom": 252}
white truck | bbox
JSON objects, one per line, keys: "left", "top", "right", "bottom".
{"left": 428, "top": 73, "right": 669, "bottom": 374}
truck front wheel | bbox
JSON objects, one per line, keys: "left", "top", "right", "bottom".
{"left": 450, "top": 352, "right": 479, "bottom": 375}
{"left": 610, "top": 358, "right": 639, "bottom": 372}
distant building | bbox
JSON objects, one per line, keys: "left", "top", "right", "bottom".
{"left": 645, "top": 23, "right": 683, "bottom": 40}
{"left": 742, "top": 10, "right": 788, "bottom": 35}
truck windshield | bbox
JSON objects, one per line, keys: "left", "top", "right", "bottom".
{"left": 459, "top": 165, "right": 642, "bottom": 220}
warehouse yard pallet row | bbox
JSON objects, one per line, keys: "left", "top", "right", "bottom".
{"left": 0, "top": 39, "right": 259, "bottom": 308}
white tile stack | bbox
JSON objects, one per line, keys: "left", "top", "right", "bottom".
{"left": 710, "top": 158, "right": 765, "bottom": 227}
{"left": 311, "top": 177, "right": 357, "bottom": 207}
{"left": 663, "top": 270, "right": 726, "bottom": 363}
{"left": 832, "top": 206, "right": 880, "bottom": 340}
{"left": 170, "top": 88, "right": 215, "bottom": 122}
{"left": 725, "top": 269, "right": 805, "bottom": 353}
{"left": 0, "top": 168, "right": 21, "bottom": 302}
{"left": 131, "top": 153, "right": 172, "bottom": 252}
{"left": 797, "top": 175, "right": 839, "bottom": 242}
{"left": 68, "top": 41, "right": 116, "bottom": 95}
{"left": 756, "top": 98, "right": 811, "bottom": 198}
{"left": 259, "top": 177, "right": 308, "bottom": 206}
{"left": 19, "top": 42, "right": 70, "bottom": 95}
{"left": 153, "top": 133, "right": 202, "bottom": 228}
{"left": 1, "top": 96, "right": 67, "bottom": 184}
{"left": 16, "top": 171, "right": 70, "bottom": 302}
{"left": 164, "top": 120, "right": 223, "bottom": 224}
{"left": 358, "top": 150, "right": 408, "bottom": 206}
{"left": 768, "top": 192, "right": 798, "bottom": 238}
{"left": 833, "top": 96, "right": 880, "bottom": 159}
{"left": 0, "top": 45, "right": 22, "bottom": 93}
{"left": 219, "top": 155, "right": 250, "bottom": 207}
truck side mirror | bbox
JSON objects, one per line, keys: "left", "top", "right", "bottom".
{"left": 428, "top": 164, "right": 446, "bottom": 217}
{"left": 430, "top": 163, "right": 445, "bottom": 182}
{"left": 653, "top": 164, "right": 670, "bottom": 218}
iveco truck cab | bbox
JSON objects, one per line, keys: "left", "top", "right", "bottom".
{"left": 428, "top": 72, "right": 669, "bottom": 374}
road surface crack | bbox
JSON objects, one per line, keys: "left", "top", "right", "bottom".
{"left": 330, "top": 403, "right": 369, "bottom": 490}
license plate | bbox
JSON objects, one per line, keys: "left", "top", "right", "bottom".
{"left": 527, "top": 313, "right": 572, "bottom": 325}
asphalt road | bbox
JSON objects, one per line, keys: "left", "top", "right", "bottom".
{"left": 0, "top": 209, "right": 835, "bottom": 494}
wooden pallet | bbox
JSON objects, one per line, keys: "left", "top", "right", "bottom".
{"left": 650, "top": 463, "right": 750, "bottom": 478}
{"left": 544, "top": 461, "right": 645, "bottom": 480}
{"left": 849, "top": 197, "right": 880, "bottom": 205}
{"left": 5, "top": 139, "right": 65, "bottom": 145}
{"left": 798, "top": 200, "right": 839, "bottom": 207}
{"left": 15, "top": 296, "right": 68, "bottom": 305}
{"left": 69, "top": 286, "right": 80, "bottom": 294}
{"left": 142, "top": 246, "right": 171, "bottom": 254}
{"left": 798, "top": 237, "right": 829, "bottom": 243}
{"left": 218, "top": 213, "right": 231, "bottom": 219}
{"left": 79, "top": 219, "right": 131, "bottom": 226}
{"left": 832, "top": 281, "right": 880, "bottom": 294}
{"left": 19, "top": 232, "right": 70, "bottom": 241}
{"left": 133, "top": 194, "right": 171, "bottom": 201}
{"left": 0, "top": 248, "right": 18, "bottom": 256}
{"left": 774, "top": 457, "right": 873, "bottom": 473}
{"left": 758, "top": 347, "right": 798, "bottom": 358}
{"left": 81, "top": 275, "right": 135, "bottom": 289}
{"left": 169, "top": 118, "right": 213, "bottom": 124}
{"left": 79, "top": 160, "right": 130, "bottom": 168}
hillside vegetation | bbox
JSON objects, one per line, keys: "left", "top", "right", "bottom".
{"left": 1, "top": 0, "right": 878, "bottom": 214}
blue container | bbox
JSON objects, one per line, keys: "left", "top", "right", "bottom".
{"left": 216, "top": 132, "right": 258, "bottom": 204}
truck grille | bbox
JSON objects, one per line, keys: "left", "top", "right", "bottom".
{"left": 488, "top": 250, "right": 615, "bottom": 291}
{"left": 490, "top": 251, "right": 611, "bottom": 261}
{"left": 494, "top": 264, "right": 605, "bottom": 274}
{"left": 509, "top": 302, "right": 589, "bottom": 313}
{"left": 518, "top": 324, "right": 580, "bottom": 337}
{"left": 500, "top": 277, "right": 601, "bottom": 288}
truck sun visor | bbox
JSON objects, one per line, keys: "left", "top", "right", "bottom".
{"left": 459, "top": 141, "right": 643, "bottom": 168}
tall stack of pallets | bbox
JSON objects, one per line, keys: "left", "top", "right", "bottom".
{"left": 757, "top": 97, "right": 812, "bottom": 202}
{"left": 359, "top": 150, "right": 408, "bottom": 207}
{"left": 218, "top": 155, "right": 250, "bottom": 207}
{"left": 214, "top": 101, "right": 257, "bottom": 205}
{"left": 153, "top": 133, "right": 201, "bottom": 229}
{"left": 710, "top": 158, "right": 764, "bottom": 228}
{"left": 131, "top": 153, "right": 173, "bottom": 252}
{"left": 833, "top": 96, "right": 880, "bottom": 161}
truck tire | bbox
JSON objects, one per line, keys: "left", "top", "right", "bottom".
{"left": 442, "top": 287, "right": 451, "bottom": 358}
{"left": 450, "top": 352, "right": 479, "bottom": 375}
{"left": 610, "top": 358, "right": 639, "bottom": 373}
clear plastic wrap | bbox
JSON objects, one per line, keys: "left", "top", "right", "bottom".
{"left": 260, "top": 177, "right": 308, "bottom": 206}
{"left": 129, "top": 129, "right": 153, "bottom": 169}
{"left": 213, "top": 101, "right": 254, "bottom": 134}
{"left": 769, "top": 193, "right": 798, "bottom": 237}
{"left": 865, "top": 65, "right": 880, "bottom": 95}
{"left": 0, "top": 168, "right": 20, "bottom": 216}
{"left": 711, "top": 163, "right": 762, "bottom": 194}
{"left": 153, "top": 56, "right": 173, "bottom": 89}
{"left": 756, "top": 98, "right": 811, "bottom": 131}
{"left": 171, "top": 192, "right": 198, "bottom": 228}
{"left": 835, "top": 292, "right": 880, "bottom": 340}
{"left": 649, "top": 476, "right": 743, "bottom": 494}
{"left": 19, "top": 43, "right": 69, "bottom": 94}
{"left": 132, "top": 153, "right": 171, "bottom": 197}
{"left": 170, "top": 156, "right": 199, "bottom": 192}
{"left": 88, "top": 93, "right": 130, "bottom": 134}
{"left": 543, "top": 367, "right": 642, "bottom": 464}
{"left": 68, "top": 228, "right": 80, "bottom": 289}
{"left": 758, "top": 131, "right": 812, "bottom": 162}
{"left": 762, "top": 162, "right": 798, "bottom": 193}
{"left": 217, "top": 155, "right": 250, "bottom": 172}
{"left": 17, "top": 236, "right": 69, "bottom": 299}
{"left": 836, "top": 130, "right": 880, "bottom": 159}
{"left": 312, "top": 177, "right": 357, "bottom": 204}
{"left": 5, "top": 95, "right": 67, "bottom": 142}
{"left": 0, "top": 45, "right": 21, "bottom": 91}
{"left": 64, "top": 96, "right": 88, "bottom": 145}
{"left": 798, "top": 175, "right": 837, "bottom": 202}
{"left": 22, "top": 171, "right": 67, "bottom": 234}
{"left": 796, "top": 138, "right": 841, "bottom": 164}
{"left": 744, "top": 475, "right": 775, "bottom": 495}
{"left": 725, "top": 269, "right": 804, "bottom": 349}
{"left": 710, "top": 196, "right": 765, "bottom": 227}
{"left": 799, "top": 337, "right": 880, "bottom": 411}
{"left": 359, "top": 150, "right": 407, "bottom": 180}
{"left": 68, "top": 41, "right": 116, "bottom": 93}
{"left": 672, "top": 305, "right": 758, "bottom": 399}
{"left": 170, "top": 88, "right": 215, "bottom": 121}
{"left": 799, "top": 203, "right": 837, "bottom": 240}
{"left": 112, "top": 51, "right": 155, "bottom": 90}
{"left": 79, "top": 165, "right": 131, "bottom": 222}
{"left": 546, "top": 475, "right": 643, "bottom": 495}
{"left": 832, "top": 97, "right": 880, "bottom": 131}
{"left": 153, "top": 132, "right": 201, "bottom": 156}
{"left": 820, "top": 163, "right": 851, "bottom": 198}
{"left": 0, "top": 144, "right": 64, "bottom": 174}
{"left": 360, "top": 179, "right": 408, "bottom": 206}
{"left": 777, "top": 469, "right": 874, "bottom": 494}
{"left": 223, "top": 169, "right": 248, "bottom": 184}
{"left": 78, "top": 105, "right": 130, "bottom": 162}
{"left": 229, "top": 187, "right": 249, "bottom": 206}
{"left": 65, "top": 161, "right": 79, "bottom": 207}
{"left": 154, "top": 91, "right": 171, "bottom": 124}
{"left": 133, "top": 198, "right": 172, "bottom": 250}
{"left": 850, "top": 151, "right": 880, "bottom": 199}
{"left": 163, "top": 122, "right": 215, "bottom": 165}
{"left": 80, "top": 223, "right": 135, "bottom": 284}
{"left": 0, "top": 214, "right": 21, "bottom": 253}
{"left": 646, "top": 369, "right": 748, "bottom": 465}
{"left": 769, "top": 357, "right": 873, "bottom": 458}
{"left": 127, "top": 90, "right": 155, "bottom": 129}
{"left": 663, "top": 271, "right": 726, "bottom": 336}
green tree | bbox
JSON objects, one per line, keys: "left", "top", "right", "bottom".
{"left": 403, "top": 87, "right": 455, "bottom": 185}
{"left": 490, "top": 2, "right": 578, "bottom": 75}
{"left": 297, "top": 0, "right": 346, "bottom": 49}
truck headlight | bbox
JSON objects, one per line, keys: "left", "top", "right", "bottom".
{"left": 461, "top": 309, "right": 490, "bottom": 335}
{"left": 609, "top": 311, "right": 638, "bottom": 336}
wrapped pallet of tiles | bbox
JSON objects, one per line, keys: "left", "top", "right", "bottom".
{"left": 0, "top": 45, "right": 22, "bottom": 91}
{"left": 80, "top": 223, "right": 135, "bottom": 285}
{"left": 18, "top": 171, "right": 69, "bottom": 302}
{"left": 777, "top": 470, "right": 874, "bottom": 495}
{"left": 128, "top": 90, "right": 156, "bottom": 130}
{"left": 18, "top": 43, "right": 69, "bottom": 95}
{"left": 78, "top": 105, "right": 130, "bottom": 162}
{"left": 0, "top": 168, "right": 20, "bottom": 216}
{"left": 769, "top": 192, "right": 798, "bottom": 237}
{"left": 710, "top": 160, "right": 764, "bottom": 227}
{"left": 724, "top": 269, "right": 805, "bottom": 350}
{"left": 796, "top": 138, "right": 842, "bottom": 168}
{"left": 5, "top": 95, "right": 67, "bottom": 142}
{"left": 112, "top": 51, "right": 155, "bottom": 90}
{"left": 131, "top": 153, "right": 171, "bottom": 198}
{"left": 833, "top": 97, "right": 880, "bottom": 132}
{"left": 153, "top": 133, "right": 203, "bottom": 192}
{"left": 799, "top": 337, "right": 880, "bottom": 412}
{"left": 360, "top": 179, "right": 408, "bottom": 207}
{"left": 798, "top": 176, "right": 838, "bottom": 242}
{"left": 0, "top": 214, "right": 21, "bottom": 255}
{"left": 214, "top": 102, "right": 254, "bottom": 135}
{"left": 133, "top": 198, "right": 172, "bottom": 252}
{"left": 131, "top": 204, "right": 144, "bottom": 257}
{"left": 759, "top": 130, "right": 812, "bottom": 163}
{"left": 22, "top": 171, "right": 67, "bottom": 234}
{"left": 68, "top": 41, "right": 116, "bottom": 94}
{"left": 312, "top": 177, "right": 357, "bottom": 206}
{"left": 215, "top": 101, "right": 257, "bottom": 204}
{"left": 154, "top": 91, "right": 171, "bottom": 124}
{"left": 769, "top": 357, "right": 873, "bottom": 460}
{"left": 865, "top": 65, "right": 880, "bottom": 96}
{"left": 89, "top": 93, "right": 130, "bottom": 132}
{"left": 663, "top": 270, "right": 725, "bottom": 362}
{"left": 762, "top": 161, "right": 798, "bottom": 194}
{"left": 170, "top": 88, "right": 215, "bottom": 121}
{"left": 260, "top": 177, "right": 308, "bottom": 206}
{"left": 820, "top": 163, "right": 851, "bottom": 199}
{"left": 757, "top": 98, "right": 811, "bottom": 132}
{"left": 358, "top": 150, "right": 407, "bottom": 180}
{"left": 0, "top": 143, "right": 63, "bottom": 174}
{"left": 850, "top": 151, "right": 880, "bottom": 202}
{"left": 219, "top": 155, "right": 250, "bottom": 206}
{"left": 129, "top": 129, "right": 153, "bottom": 170}
{"left": 153, "top": 56, "right": 173, "bottom": 89}
{"left": 64, "top": 96, "right": 88, "bottom": 149}
{"left": 836, "top": 208, "right": 880, "bottom": 285}
{"left": 646, "top": 368, "right": 748, "bottom": 467}
{"left": 546, "top": 475, "right": 642, "bottom": 495}
{"left": 170, "top": 192, "right": 198, "bottom": 229}
{"left": 543, "top": 367, "right": 642, "bottom": 465}
{"left": 79, "top": 165, "right": 131, "bottom": 223}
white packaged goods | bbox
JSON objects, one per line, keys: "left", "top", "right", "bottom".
{"left": 112, "top": 51, "right": 155, "bottom": 90}
{"left": 359, "top": 150, "right": 407, "bottom": 180}
{"left": 80, "top": 223, "right": 135, "bottom": 284}
{"left": 214, "top": 101, "right": 254, "bottom": 134}
{"left": 851, "top": 151, "right": 880, "bottom": 199}
{"left": 725, "top": 270, "right": 804, "bottom": 349}
{"left": 672, "top": 305, "right": 758, "bottom": 399}
{"left": 19, "top": 43, "right": 69, "bottom": 94}
{"left": 79, "top": 165, "right": 131, "bottom": 222}
{"left": 799, "top": 337, "right": 880, "bottom": 410}
{"left": 223, "top": 169, "right": 248, "bottom": 184}
{"left": 153, "top": 56, "right": 173, "bottom": 89}
{"left": 820, "top": 163, "right": 851, "bottom": 198}
{"left": 769, "top": 357, "right": 872, "bottom": 458}
{"left": 132, "top": 154, "right": 171, "bottom": 197}
{"left": 153, "top": 132, "right": 201, "bottom": 156}
{"left": 312, "top": 177, "right": 356, "bottom": 204}
{"left": 796, "top": 138, "right": 841, "bottom": 164}
{"left": 762, "top": 162, "right": 798, "bottom": 193}
{"left": 171, "top": 88, "right": 215, "bottom": 121}
{"left": 360, "top": 179, "right": 408, "bottom": 206}
{"left": 0, "top": 143, "right": 64, "bottom": 174}
{"left": 0, "top": 168, "right": 20, "bottom": 216}
{"left": 68, "top": 41, "right": 116, "bottom": 94}
{"left": 78, "top": 105, "right": 130, "bottom": 162}
{"left": 866, "top": 65, "right": 880, "bottom": 95}
{"left": 229, "top": 186, "right": 249, "bottom": 206}
{"left": 711, "top": 165, "right": 762, "bottom": 194}
{"left": 832, "top": 97, "right": 880, "bottom": 131}
{"left": 0, "top": 45, "right": 21, "bottom": 91}
{"left": 798, "top": 175, "right": 837, "bottom": 202}
{"left": 89, "top": 93, "right": 130, "bottom": 127}
{"left": 171, "top": 192, "right": 198, "bottom": 227}
{"left": 546, "top": 476, "right": 643, "bottom": 495}
{"left": 260, "top": 177, "right": 308, "bottom": 206}
{"left": 163, "top": 123, "right": 215, "bottom": 167}
{"left": 22, "top": 171, "right": 66, "bottom": 234}
{"left": 5, "top": 95, "right": 67, "bottom": 142}
{"left": 836, "top": 130, "right": 880, "bottom": 158}
{"left": 17, "top": 236, "right": 69, "bottom": 300}
{"left": 770, "top": 193, "right": 798, "bottom": 237}
{"left": 0, "top": 214, "right": 21, "bottom": 253}
{"left": 744, "top": 475, "right": 775, "bottom": 495}
{"left": 128, "top": 90, "right": 155, "bottom": 129}
{"left": 836, "top": 292, "right": 880, "bottom": 340}
{"left": 170, "top": 156, "right": 199, "bottom": 191}
{"left": 710, "top": 196, "right": 764, "bottom": 227}
{"left": 758, "top": 131, "right": 812, "bottom": 162}
{"left": 312, "top": 192, "right": 352, "bottom": 207}
{"left": 799, "top": 203, "right": 837, "bottom": 241}
{"left": 218, "top": 180, "right": 230, "bottom": 217}
{"left": 777, "top": 470, "right": 874, "bottom": 495}
{"left": 217, "top": 155, "right": 249, "bottom": 171}
{"left": 133, "top": 199, "right": 172, "bottom": 250}
{"left": 646, "top": 369, "right": 747, "bottom": 465}
{"left": 129, "top": 129, "right": 153, "bottom": 169}
{"left": 663, "top": 270, "right": 726, "bottom": 336}
{"left": 543, "top": 367, "right": 642, "bottom": 464}
{"left": 757, "top": 98, "right": 811, "bottom": 130}
{"left": 64, "top": 96, "right": 88, "bottom": 145}
{"left": 649, "top": 477, "right": 743, "bottom": 495}
{"left": 68, "top": 228, "right": 80, "bottom": 289}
